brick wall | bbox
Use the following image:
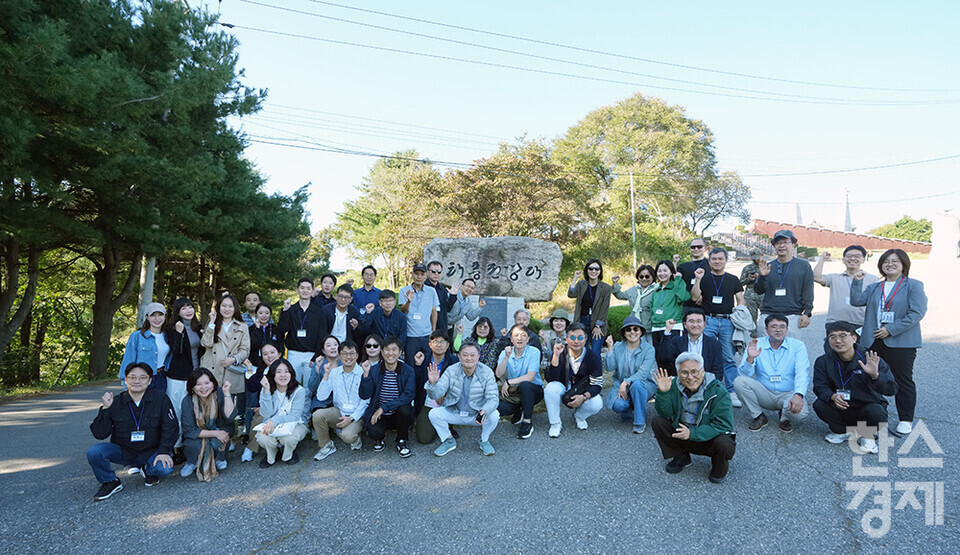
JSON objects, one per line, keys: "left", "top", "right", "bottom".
{"left": 748, "top": 220, "right": 931, "bottom": 254}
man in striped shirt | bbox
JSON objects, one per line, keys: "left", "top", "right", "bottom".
{"left": 359, "top": 337, "right": 416, "bottom": 458}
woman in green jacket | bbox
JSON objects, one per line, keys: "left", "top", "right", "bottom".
{"left": 648, "top": 260, "right": 690, "bottom": 351}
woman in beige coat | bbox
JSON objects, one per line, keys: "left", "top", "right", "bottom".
{"left": 201, "top": 294, "right": 251, "bottom": 395}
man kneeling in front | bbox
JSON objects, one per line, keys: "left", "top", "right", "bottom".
{"left": 651, "top": 352, "right": 736, "bottom": 484}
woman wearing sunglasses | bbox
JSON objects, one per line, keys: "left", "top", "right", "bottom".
{"left": 360, "top": 334, "right": 383, "bottom": 366}
{"left": 612, "top": 264, "right": 657, "bottom": 345}
{"left": 567, "top": 259, "right": 612, "bottom": 357}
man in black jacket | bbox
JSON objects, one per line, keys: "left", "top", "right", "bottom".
{"left": 813, "top": 322, "right": 898, "bottom": 455}
{"left": 658, "top": 309, "right": 725, "bottom": 382}
{"left": 544, "top": 324, "right": 604, "bottom": 438}
{"left": 323, "top": 284, "right": 364, "bottom": 345}
{"left": 87, "top": 362, "right": 179, "bottom": 501}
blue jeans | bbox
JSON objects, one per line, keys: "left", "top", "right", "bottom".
{"left": 705, "top": 316, "right": 736, "bottom": 392}
{"left": 86, "top": 443, "right": 174, "bottom": 483}
{"left": 579, "top": 316, "right": 603, "bottom": 357}
{"left": 608, "top": 380, "right": 658, "bottom": 426}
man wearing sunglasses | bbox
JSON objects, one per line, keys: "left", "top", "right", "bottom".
{"left": 676, "top": 238, "right": 709, "bottom": 309}
{"left": 544, "top": 324, "right": 604, "bottom": 437}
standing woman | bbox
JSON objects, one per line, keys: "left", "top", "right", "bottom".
{"left": 361, "top": 334, "right": 383, "bottom": 366}
{"left": 255, "top": 358, "right": 308, "bottom": 466}
{"left": 567, "top": 259, "right": 612, "bottom": 357}
{"left": 612, "top": 265, "right": 658, "bottom": 345}
{"left": 164, "top": 297, "right": 202, "bottom": 457}
{"left": 180, "top": 368, "right": 236, "bottom": 480}
{"left": 119, "top": 302, "right": 171, "bottom": 391}
{"left": 201, "top": 294, "right": 250, "bottom": 419}
{"left": 454, "top": 316, "right": 499, "bottom": 368}
{"left": 648, "top": 260, "right": 690, "bottom": 351}
{"left": 850, "top": 249, "right": 927, "bottom": 436}
{"left": 248, "top": 303, "right": 281, "bottom": 368}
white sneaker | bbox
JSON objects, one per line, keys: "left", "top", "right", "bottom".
{"left": 350, "top": 438, "right": 362, "bottom": 451}
{"left": 858, "top": 437, "right": 879, "bottom": 454}
{"left": 215, "top": 460, "right": 227, "bottom": 471}
{"left": 729, "top": 392, "right": 743, "bottom": 408}
{"left": 896, "top": 421, "right": 913, "bottom": 436}
{"left": 824, "top": 432, "right": 850, "bottom": 444}
{"left": 575, "top": 417, "right": 588, "bottom": 430}
{"left": 241, "top": 448, "right": 254, "bottom": 462}
{"left": 228, "top": 442, "right": 236, "bottom": 452}
{"left": 180, "top": 463, "right": 196, "bottom": 477}
{"left": 314, "top": 441, "right": 336, "bottom": 461}
{"left": 548, "top": 423, "right": 562, "bottom": 438}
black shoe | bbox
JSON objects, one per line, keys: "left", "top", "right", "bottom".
{"left": 449, "top": 425, "right": 459, "bottom": 439}
{"left": 172, "top": 448, "right": 187, "bottom": 466}
{"left": 511, "top": 411, "right": 523, "bottom": 425}
{"left": 93, "top": 480, "right": 123, "bottom": 501}
{"left": 239, "top": 434, "right": 250, "bottom": 444}
{"left": 373, "top": 440, "right": 385, "bottom": 452}
{"left": 518, "top": 421, "right": 533, "bottom": 439}
{"left": 779, "top": 419, "right": 793, "bottom": 433}
{"left": 285, "top": 453, "right": 300, "bottom": 465}
{"left": 259, "top": 457, "right": 274, "bottom": 469}
{"left": 748, "top": 413, "right": 769, "bottom": 432}
{"left": 708, "top": 473, "right": 727, "bottom": 484}
{"left": 144, "top": 473, "right": 160, "bottom": 487}
{"left": 665, "top": 453, "right": 692, "bottom": 474}
{"left": 396, "top": 440, "right": 412, "bottom": 458}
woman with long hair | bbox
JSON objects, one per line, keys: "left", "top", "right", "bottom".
{"left": 179, "top": 368, "right": 236, "bottom": 481}
{"left": 568, "top": 259, "right": 612, "bottom": 357}
{"left": 361, "top": 333, "right": 383, "bottom": 365}
{"left": 648, "top": 260, "right": 690, "bottom": 351}
{"left": 118, "top": 302, "right": 171, "bottom": 391}
{"left": 255, "top": 358, "right": 308, "bottom": 466}
{"left": 200, "top": 294, "right": 250, "bottom": 404}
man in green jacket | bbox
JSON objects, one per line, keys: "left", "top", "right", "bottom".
{"left": 652, "top": 352, "right": 736, "bottom": 484}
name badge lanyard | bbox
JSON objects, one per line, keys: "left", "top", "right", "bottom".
{"left": 341, "top": 371, "right": 358, "bottom": 408}
{"left": 586, "top": 284, "right": 597, "bottom": 317}
{"left": 129, "top": 402, "right": 145, "bottom": 431}
{"left": 776, "top": 258, "right": 794, "bottom": 290}
{"left": 709, "top": 273, "right": 726, "bottom": 305}
{"left": 298, "top": 305, "right": 309, "bottom": 333}
{"left": 881, "top": 277, "right": 905, "bottom": 312}
{"left": 836, "top": 351, "right": 865, "bottom": 389}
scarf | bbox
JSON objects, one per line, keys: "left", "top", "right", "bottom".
{"left": 192, "top": 393, "right": 224, "bottom": 482}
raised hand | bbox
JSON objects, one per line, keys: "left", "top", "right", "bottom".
{"left": 322, "top": 365, "right": 332, "bottom": 381}
{"left": 672, "top": 253, "right": 681, "bottom": 265}
{"left": 665, "top": 319, "right": 676, "bottom": 334}
{"left": 405, "top": 289, "right": 415, "bottom": 303}
{"left": 654, "top": 368, "right": 673, "bottom": 392}
{"left": 349, "top": 318, "right": 359, "bottom": 329}
{"left": 605, "top": 335, "right": 614, "bottom": 350}
{"left": 478, "top": 298, "right": 486, "bottom": 308}
{"left": 413, "top": 351, "right": 425, "bottom": 366}
{"left": 346, "top": 278, "right": 355, "bottom": 286}
{"left": 427, "top": 361, "right": 440, "bottom": 384}
{"left": 457, "top": 323, "right": 464, "bottom": 335}
{"left": 821, "top": 251, "right": 832, "bottom": 261}
{"left": 222, "top": 380, "right": 232, "bottom": 395}
{"left": 283, "top": 299, "right": 291, "bottom": 311}
{"left": 694, "top": 268, "right": 705, "bottom": 279}
{"left": 101, "top": 392, "right": 114, "bottom": 409}
{"left": 611, "top": 275, "right": 620, "bottom": 284}
{"left": 324, "top": 359, "right": 336, "bottom": 373}
{"left": 175, "top": 321, "right": 184, "bottom": 334}
{"left": 365, "top": 303, "right": 376, "bottom": 314}
{"left": 361, "top": 360, "right": 371, "bottom": 377}
{"left": 746, "top": 338, "right": 762, "bottom": 362}
{"left": 853, "top": 270, "right": 866, "bottom": 280}
{"left": 503, "top": 346, "right": 513, "bottom": 358}
{"left": 573, "top": 270, "right": 582, "bottom": 280}
{"left": 859, "top": 350, "right": 881, "bottom": 379}
{"left": 758, "top": 259, "right": 770, "bottom": 276}
{"left": 500, "top": 328, "right": 507, "bottom": 337}
{"left": 209, "top": 308, "right": 217, "bottom": 323}
{"left": 260, "top": 374, "right": 270, "bottom": 392}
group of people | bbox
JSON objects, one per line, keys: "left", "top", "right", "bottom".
{"left": 88, "top": 236, "right": 927, "bottom": 500}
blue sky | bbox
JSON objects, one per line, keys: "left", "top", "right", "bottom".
{"left": 208, "top": 1, "right": 959, "bottom": 256}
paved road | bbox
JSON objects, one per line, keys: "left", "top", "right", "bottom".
{"left": 1, "top": 260, "right": 957, "bottom": 553}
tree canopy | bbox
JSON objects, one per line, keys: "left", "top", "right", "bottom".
{"left": 868, "top": 215, "right": 933, "bottom": 243}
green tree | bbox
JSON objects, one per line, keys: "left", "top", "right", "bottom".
{"left": 868, "top": 216, "right": 932, "bottom": 243}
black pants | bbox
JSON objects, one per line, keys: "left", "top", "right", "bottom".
{"left": 366, "top": 404, "right": 412, "bottom": 443}
{"left": 871, "top": 340, "right": 917, "bottom": 422}
{"left": 813, "top": 398, "right": 887, "bottom": 435}
{"left": 497, "top": 382, "right": 544, "bottom": 421}
{"left": 651, "top": 416, "right": 736, "bottom": 478}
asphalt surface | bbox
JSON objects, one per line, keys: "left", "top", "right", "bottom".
{"left": 1, "top": 260, "right": 957, "bottom": 553}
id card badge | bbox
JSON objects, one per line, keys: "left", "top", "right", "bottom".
{"left": 359, "top": 308, "right": 366, "bottom": 315}
{"left": 342, "top": 404, "right": 355, "bottom": 414}
{"left": 130, "top": 431, "right": 145, "bottom": 442}
{"left": 712, "top": 296, "right": 723, "bottom": 305}
{"left": 297, "top": 329, "right": 307, "bottom": 338}
{"left": 845, "top": 296, "right": 851, "bottom": 305}
{"left": 775, "top": 288, "right": 787, "bottom": 297}
{"left": 413, "top": 313, "right": 423, "bottom": 320}
{"left": 588, "top": 308, "right": 593, "bottom": 316}
{"left": 879, "top": 311, "right": 895, "bottom": 324}
{"left": 655, "top": 308, "right": 664, "bottom": 315}
{"left": 245, "top": 368, "right": 254, "bottom": 379}
{"left": 459, "top": 410, "right": 470, "bottom": 418}
{"left": 769, "top": 375, "right": 782, "bottom": 383}
{"left": 837, "top": 389, "right": 851, "bottom": 401}
{"left": 690, "top": 278, "right": 697, "bottom": 285}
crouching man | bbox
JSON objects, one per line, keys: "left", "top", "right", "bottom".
{"left": 87, "top": 362, "right": 179, "bottom": 501}
{"left": 651, "top": 353, "right": 736, "bottom": 484}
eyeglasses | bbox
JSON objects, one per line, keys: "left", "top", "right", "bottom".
{"left": 336, "top": 294, "right": 352, "bottom": 300}
{"left": 568, "top": 335, "right": 586, "bottom": 341}
{"left": 428, "top": 269, "right": 442, "bottom": 274}
{"left": 767, "top": 325, "right": 788, "bottom": 331}
{"left": 678, "top": 370, "right": 702, "bottom": 378}
{"left": 125, "top": 375, "right": 151, "bottom": 383}
{"left": 587, "top": 267, "right": 601, "bottom": 271}
{"left": 638, "top": 274, "right": 652, "bottom": 280}
{"left": 828, "top": 333, "right": 853, "bottom": 342}
{"left": 365, "top": 344, "right": 379, "bottom": 349}
{"left": 623, "top": 327, "right": 641, "bottom": 333}
{"left": 690, "top": 245, "right": 705, "bottom": 249}
{"left": 430, "top": 338, "right": 448, "bottom": 345}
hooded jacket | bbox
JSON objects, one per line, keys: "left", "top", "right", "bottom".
{"left": 654, "top": 373, "right": 733, "bottom": 442}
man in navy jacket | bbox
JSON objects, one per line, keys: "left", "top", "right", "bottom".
{"left": 323, "top": 284, "right": 365, "bottom": 345}
{"left": 658, "top": 309, "right": 725, "bottom": 384}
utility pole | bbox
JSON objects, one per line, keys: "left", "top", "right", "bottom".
{"left": 630, "top": 172, "right": 637, "bottom": 270}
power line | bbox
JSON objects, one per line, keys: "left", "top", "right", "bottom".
{"left": 301, "top": 0, "right": 959, "bottom": 94}
{"left": 742, "top": 153, "right": 960, "bottom": 177}
{"left": 238, "top": 0, "right": 956, "bottom": 105}
{"left": 222, "top": 23, "right": 957, "bottom": 107}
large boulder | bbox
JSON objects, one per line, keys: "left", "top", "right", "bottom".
{"left": 423, "top": 237, "right": 562, "bottom": 301}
